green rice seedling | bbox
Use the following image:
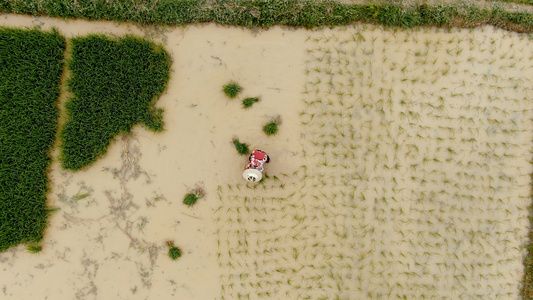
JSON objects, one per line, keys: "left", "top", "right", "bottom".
{"left": 263, "top": 116, "right": 281, "bottom": 136}
{"left": 166, "top": 241, "right": 182, "bottom": 260}
{"left": 60, "top": 34, "right": 170, "bottom": 170}
{"left": 0, "top": 28, "right": 65, "bottom": 252}
{"left": 242, "top": 97, "right": 259, "bottom": 108}
{"left": 232, "top": 138, "right": 250, "bottom": 155}
{"left": 223, "top": 82, "right": 242, "bottom": 98}
{"left": 26, "top": 244, "right": 43, "bottom": 253}
{"left": 183, "top": 188, "right": 205, "bottom": 206}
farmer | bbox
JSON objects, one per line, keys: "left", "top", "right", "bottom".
{"left": 242, "top": 149, "right": 270, "bottom": 182}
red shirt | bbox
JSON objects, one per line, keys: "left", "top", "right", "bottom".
{"left": 246, "top": 150, "right": 268, "bottom": 170}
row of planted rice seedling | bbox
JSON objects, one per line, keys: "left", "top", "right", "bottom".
{"left": 0, "top": 28, "right": 65, "bottom": 252}
{"left": 215, "top": 173, "right": 326, "bottom": 299}
{"left": 0, "top": 28, "right": 171, "bottom": 252}
{"left": 216, "top": 25, "right": 532, "bottom": 299}
{"left": 302, "top": 25, "right": 532, "bottom": 298}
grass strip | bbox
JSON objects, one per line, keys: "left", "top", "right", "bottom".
{"left": 0, "top": 0, "right": 532, "bottom": 32}
{"left": 495, "top": 0, "right": 533, "bottom": 6}
{"left": 0, "top": 27, "right": 65, "bottom": 251}
{"left": 60, "top": 34, "right": 170, "bottom": 170}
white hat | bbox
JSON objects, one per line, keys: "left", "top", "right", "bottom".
{"left": 243, "top": 168, "right": 262, "bottom": 183}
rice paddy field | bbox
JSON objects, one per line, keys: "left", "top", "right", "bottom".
{"left": 0, "top": 3, "right": 532, "bottom": 300}
{"left": 0, "top": 27, "right": 65, "bottom": 252}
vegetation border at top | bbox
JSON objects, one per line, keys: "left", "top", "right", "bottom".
{"left": 0, "top": 0, "right": 532, "bottom": 33}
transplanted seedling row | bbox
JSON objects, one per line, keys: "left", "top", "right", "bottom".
{"left": 215, "top": 26, "right": 533, "bottom": 299}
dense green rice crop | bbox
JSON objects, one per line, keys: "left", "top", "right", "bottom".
{"left": 0, "top": 27, "right": 65, "bottom": 251}
{"left": 60, "top": 35, "right": 170, "bottom": 170}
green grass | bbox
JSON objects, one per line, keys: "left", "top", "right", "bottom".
{"left": 0, "top": 27, "right": 65, "bottom": 252}
{"left": 0, "top": 1, "right": 531, "bottom": 32}
{"left": 242, "top": 97, "right": 259, "bottom": 108}
{"left": 232, "top": 138, "right": 250, "bottom": 155}
{"left": 223, "top": 82, "right": 242, "bottom": 99}
{"left": 59, "top": 34, "right": 170, "bottom": 170}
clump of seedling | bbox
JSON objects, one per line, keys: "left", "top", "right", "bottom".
{"left": 223, "top": 82, "right": 242, "bottom": 98}
{"left": 183, "top": 187, "right": 205, "bottom": 206}
{"left": 166, "top": 240, "right": 181, "bottom": 260}
{"left": 242, "top": 97, "right": 259, "bottom": 108}
{"left": 232, "top": 138, "right": 250, "bottom": 155}
{"left": 263, "top": 116, "right": 281, "bottom": 136}
{"left": 26, "top": 244, "right": 42, "bottom": 253}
